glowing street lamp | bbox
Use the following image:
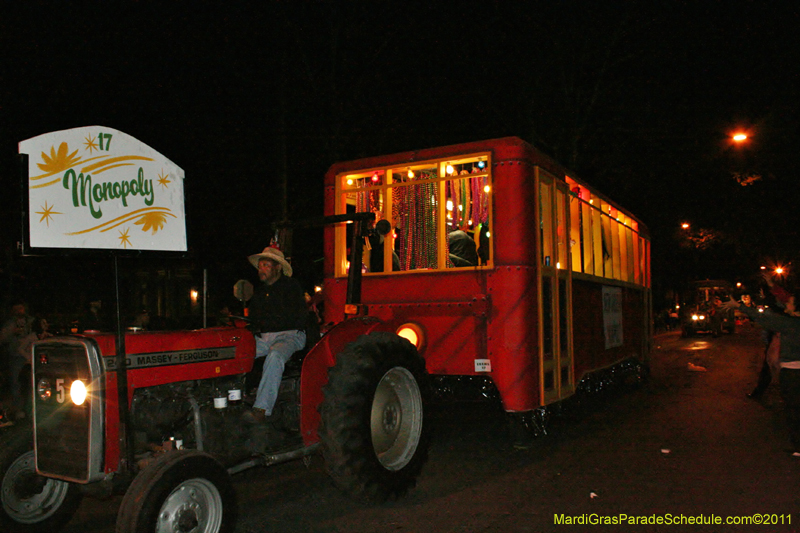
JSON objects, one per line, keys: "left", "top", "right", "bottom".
{"left": 732, "top": 133, "right": 748, "bottom": 143}
{"left": 681, "top": 222, "right": 690, "bottom": 230}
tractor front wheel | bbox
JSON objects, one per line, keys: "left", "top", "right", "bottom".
{"left": 116, "top": 450, "right": 236, "bottom": 533}
{"left": 0, "top": 424, "right": 82, "bottom": 533}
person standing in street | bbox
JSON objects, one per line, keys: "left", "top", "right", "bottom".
{"left": 725, "top": 290, "right": 800, "bottom": 455}
{"left": 748, "top": 272, "right": 794, "bottom": 399}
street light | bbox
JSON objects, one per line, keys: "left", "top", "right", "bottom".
{"left": 681, "top": 222, "right": 690, "bottom": 230}
{"left": 732, "top": 133, "right": 748, "bottom": 142}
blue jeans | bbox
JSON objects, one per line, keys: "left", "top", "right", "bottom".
{"left": 254, "top": 330, "right": 306, "bottom": 414}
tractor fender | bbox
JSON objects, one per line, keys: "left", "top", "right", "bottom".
{"left": 298, "top": 317, "right": 393, "bottom": 444}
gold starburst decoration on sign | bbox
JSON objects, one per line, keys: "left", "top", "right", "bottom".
{"left": 83, "top": 135, "right": 99, "bottom": 154}
{"left": 157, "top": 170, "right": 171, "bottom": 188}
{"left": 36, "top": 201, "right": 61, "bottom": 227}
{"left": 37, "top": 142, "right": 81, "bottom": 173}
{"left": 118, "top": 228, "right": 132, "bottom": 248}
{"left": 134, "top": 211, "right": 169, "bottom": 234}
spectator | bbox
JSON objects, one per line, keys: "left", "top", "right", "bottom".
{"left": 747, "top": 272, "right": 792, "bottom": 399}
{"left": 0, "top": 301, "right": 36, "bottom": 418}
{"left": 669, "top": 307, "right": 680, "bottom": 330}
{"left": 724, "top": 290, "right": 800, "bottom": 455}
{"left": 34, "top": 317, "right": 54, "bottom": 340}
{"left": 131, "top": 309, "right": 150, "bottom": 330}
{"left": 80, "top": 297, "right": 109, "bottom": 332}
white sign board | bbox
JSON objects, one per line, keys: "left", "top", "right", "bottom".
{"left": 602, "top": 286, "right": 624, "bottom": 349}
{"left": 19, "top": 126, "right": 187, "bottom": 252}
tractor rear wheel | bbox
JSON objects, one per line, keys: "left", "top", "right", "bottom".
{"left": 320, "top": 331, "right": 431, "bottom": 503}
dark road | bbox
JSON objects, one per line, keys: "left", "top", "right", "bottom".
{"left": 61, "top": 325, "right": 800, "bottom": 532}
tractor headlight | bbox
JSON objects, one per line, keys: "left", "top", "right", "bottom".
{"left": 70, "top": 380, "right": 88, "bottom": 406}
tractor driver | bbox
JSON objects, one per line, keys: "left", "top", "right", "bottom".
{"left": 245, "top": 246, "right": 307, "bottom": 423}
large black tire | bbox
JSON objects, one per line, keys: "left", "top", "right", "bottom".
{"left": 319, "top": 331, "right": 431, "bottom": 503}
{"left": 116, "top": 450, "right": 236, "bottom": 533}
{"left": 0, "top": 424, "right": 82, "bottom": 533}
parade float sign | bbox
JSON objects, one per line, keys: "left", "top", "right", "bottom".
{"left": 19, "top": 126, "right": 187, "bottom": 252}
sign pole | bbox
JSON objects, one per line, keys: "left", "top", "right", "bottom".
{"left": 113, "top": 254, "right": 135, "bottom": 476}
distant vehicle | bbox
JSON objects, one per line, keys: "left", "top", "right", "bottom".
{"left": 681, "top": 279, "right": 736, "bottom": 337}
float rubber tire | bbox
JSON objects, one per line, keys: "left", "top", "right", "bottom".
{"left": 319, "top": 331, "right": 431, "bottom": 503}
{"left": 116, "top": 450, "right": 236, "bottom": 533}
{"left": 0, "top": 424, "right": 82, "bottom": 533}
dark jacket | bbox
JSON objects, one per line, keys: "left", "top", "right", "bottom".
{"left": 739, "top": 305, "right": 800, "bottom": 364}
{"left": 368, "top": 234, "right": 401, "bottom": 272}
{"left": 248, "top": 275, "right": 307, "bottom": 333}
{"left": 448, "top": 230, "right": 478, "bottom": 267}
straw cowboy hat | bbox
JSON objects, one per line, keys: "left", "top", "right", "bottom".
{"left": 248, "top": 247, "right": 293, "bottom": 277}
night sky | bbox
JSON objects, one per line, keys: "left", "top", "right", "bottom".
{"left": 1, "top": 2, "right": 798, "bottom": 314}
